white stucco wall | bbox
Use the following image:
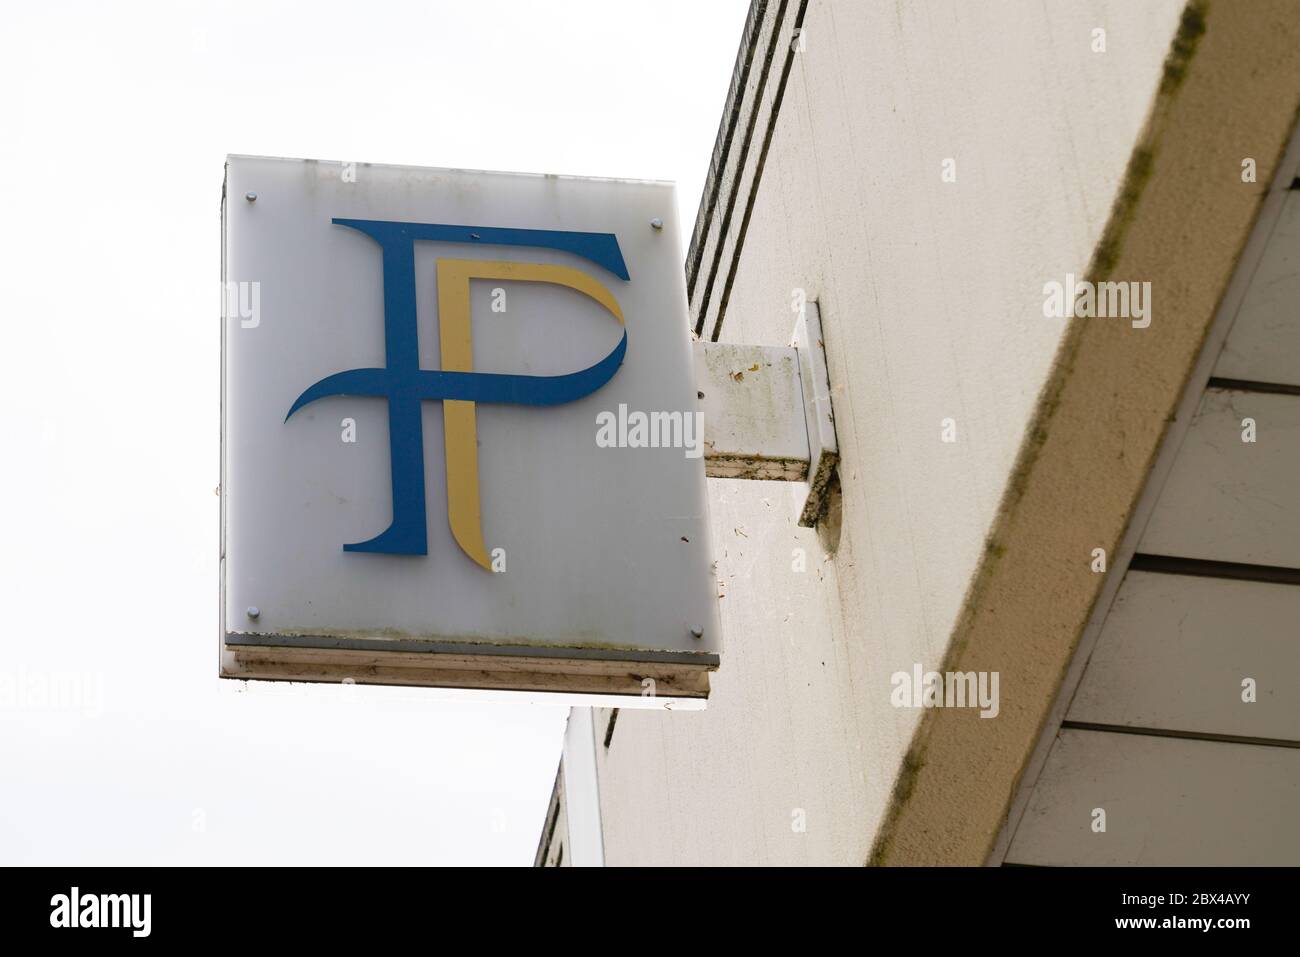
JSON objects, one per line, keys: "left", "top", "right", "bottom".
{"left": 594, "top": 0, "right": 1187, "bottom": 865}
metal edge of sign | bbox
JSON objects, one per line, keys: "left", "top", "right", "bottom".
{"left": 218, "top": 163, "right": 231, "bottom": 683}
{"left": 221, "top": 644, "right": 713, "bottom": 701}
{"left": 224, "top": 632, "right": 719, "bottom": 666}
{"left": 226, "top": 152, "right": 678, "bottom": 189}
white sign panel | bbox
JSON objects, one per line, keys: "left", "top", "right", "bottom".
{"left": 221, "top": 156, "right": 719, "bottom": 700}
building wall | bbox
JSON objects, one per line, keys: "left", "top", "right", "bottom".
{"left": 534, "top": 759, "right": 570, "bottom": 867}
{"left": 1001, "top": 135, "right": 1300, "bottom": 866}
{"left": 594, "top": 0, "right": 1187, "bottom": 866}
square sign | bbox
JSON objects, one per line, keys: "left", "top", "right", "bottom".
{"left": 221, "top": 156, "right": 720, "bottom": 702}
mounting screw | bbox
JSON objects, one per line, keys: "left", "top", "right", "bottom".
{"left": 246, "top": 606, "right": 260, "bottom": 620}
{"left": 650, "top": 218, "right": 663, "bottom": 230}
{"left": 245, "top": 192, "right": 257, "bottom": 203}
{"left": 690, "top": 626, "right": 703, "bottom": 639}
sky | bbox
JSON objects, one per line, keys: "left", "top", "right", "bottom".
{"left": 0, "top": 0, "right": 749, "bottom": 866}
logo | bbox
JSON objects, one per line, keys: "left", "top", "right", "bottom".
{"left": 286, "top": 220, "right": 628, "bottom": 566}
{"left": 49, "top": 887, "right": 151, "bottom": 937}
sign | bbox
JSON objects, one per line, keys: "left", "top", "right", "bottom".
{"left": 221, "top": 156, "right": 719, "bottom": 701}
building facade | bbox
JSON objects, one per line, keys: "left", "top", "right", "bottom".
{"left": 539, "top": 0, "right": 1300, "bottom": 866}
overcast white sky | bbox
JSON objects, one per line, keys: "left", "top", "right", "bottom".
{"left": 0, "top": 0, "right": 748, "bottom": 865}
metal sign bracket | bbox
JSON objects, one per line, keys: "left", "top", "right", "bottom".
{"left": 692, "top": 301, "right": 839, "bottom": 526}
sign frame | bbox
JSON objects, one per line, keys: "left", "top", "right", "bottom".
{"left": 219, "top": 155, "right": 720, "bottom": 704}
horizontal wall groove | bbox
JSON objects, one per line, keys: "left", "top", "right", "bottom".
{"left": 709, "top": 0, "right": 810, "bottom": 342}
{"left": 1129, "top": 553, "right": 1300, "bottom": 585}
{"left": 1206, "top": 376, "right": 1300, "bottom": 396}
{"left": 693, "top": 0, "right": 791, "bottom": 338}
{"left": 1060, "top": 721, "right": 1300, "bottom": 751}
{"left": 686, "top": 0, "right": 770, "bottom": 302}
